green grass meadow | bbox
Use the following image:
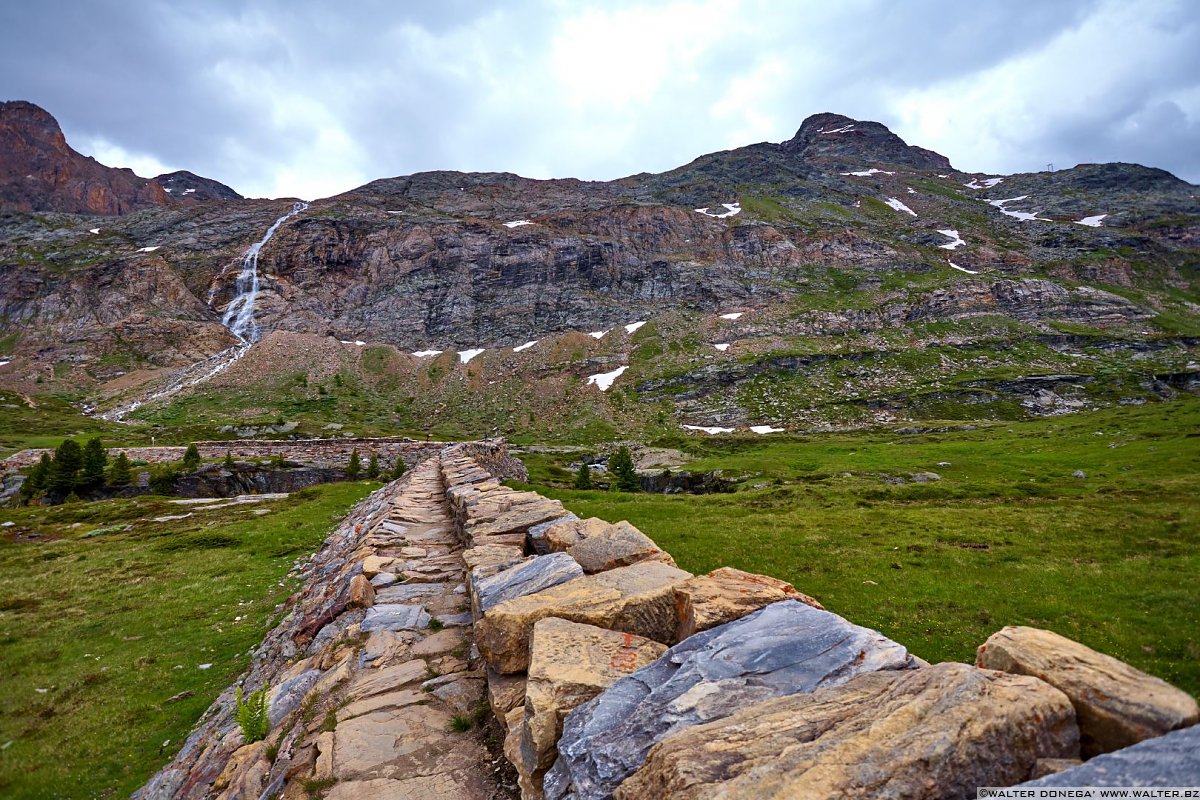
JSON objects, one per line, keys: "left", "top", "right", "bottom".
{"left": 519, "top": 399, "right": 1200, "bottom": 695}
{"left": 0, "top": 481, "right": 378, "bottom": 799}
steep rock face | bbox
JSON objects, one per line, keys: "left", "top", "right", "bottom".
{"left": 0, "top": 101, "right": 239, "bottom": 215}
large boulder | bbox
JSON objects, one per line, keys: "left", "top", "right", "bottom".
{"left": 544, "top": 599, "right": 920, "bottom": 800}
{"left": 1019, "top": 724, "right": 1200, "bottom": 788}
{"left": 616, "top": 662, "right": 1079, "bottom": 799}
{"left": 508, "top": 619, "right": 668, "bottom": 799}
{"left": 473, "top": 553, "right": 584, "bottom": 618}
{"left": 977, "top": 626, "right": 1199, "bottom": 756}
{"left": 542, "top": 517, "right": 617, "bottom": 551}
{"left": 476, "top": 561, "right": 692, "bottom": 674}
{"left": 565, "top": 522, "right": 674, "bottom": 574}
{"left": 673, "top": 566, "right": 823, "bottom": 642}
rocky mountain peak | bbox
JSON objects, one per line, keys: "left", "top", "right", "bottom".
{"left": 153, "top": 170, "right": 243, "bottom": 203}
{"left": 0, "top": 100, "right": 239, "bottom": 215}
{"left": 783, "top": 112, "right": 953, "bottom": 172}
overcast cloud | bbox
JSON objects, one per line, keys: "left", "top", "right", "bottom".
{"left": 2, "top": 0, "right": 1197, "bottom": 199}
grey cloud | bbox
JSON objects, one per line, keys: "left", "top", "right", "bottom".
{"left": 1, "top": 0, "right": 1196, "bottom": 198}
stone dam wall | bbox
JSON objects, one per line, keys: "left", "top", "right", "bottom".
{"left": 138, "top": 441, "right": 1199, "bottom": 799}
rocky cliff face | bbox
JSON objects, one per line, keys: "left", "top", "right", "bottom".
{"left": 0, "top": 101, "right": 240, "bottom": 215}
{"left": 0, "top": 104, "right": 1196, "bottom": 433}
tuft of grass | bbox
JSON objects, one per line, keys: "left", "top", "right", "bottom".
{"left": 448, "top": 715, "right": 473, "bottom": 733}
{"left": 427, "top": 616, "right": 444, "bottom": 632}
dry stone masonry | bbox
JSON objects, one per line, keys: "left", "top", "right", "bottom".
{"left": 139, "top": 441, "right": 1199, "bottom": 799}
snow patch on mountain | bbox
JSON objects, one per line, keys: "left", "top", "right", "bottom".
{"left": 713, "top": 343, "right": 730, "bottom": 352}
{"left": 750, "top": 425, "right": 785, "bottom": 434}
{"left": 412, "top": 350, "right": 442, "bottom": 358}
{"left": 884, "top": 197, "right": 917, "bottom": 216}
{"left": 965, "top": 177, "right": 1004, "bottom": 189}
{"left": 587, "top": 365, "right": 627, "bottom": 391}
{"left": 719, "top": 312, "right": 743, "bottom": 320}
{"left": 948, "top": 260, "right": 979, "bottom": 275}
{"left": 695, "top": 203, "right": 741, "bottom": 218}
{"left": 1076, "top": 214, "right": 1108, "bottom": 227}
{"left": 504, "top": 220, "right": 534, "bottom": 228}
{"left": 458, "top": 348, "right": 485, "bottom": 363}
{"left": 513, "top": 340, "right": 538, "bottom": 353}
{"left": 841, "top": 168, "right": 895, "bottom": 177}
{"left": 937, "top": 229, "right": 965, "bottom": 250}
{"left": 624, "top": 321, "right": 647, "bottom": 334}
{"left": 683, "top": 424, "right": 735, "bottom": 435}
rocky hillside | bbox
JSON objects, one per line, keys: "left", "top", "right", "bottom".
{"left": 0, "top": 106, "right": 1196, "bottom": 437}
{"left": 0, "top": 101, "right": 241, "bottom": 215}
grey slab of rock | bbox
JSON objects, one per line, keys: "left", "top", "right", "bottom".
{"left": 475, "top": 553, "right": 584, "bottom": 616}
{"left": 529, "top": 514, "right": 579, "bottom": 555}
{"left": 544, "top": 599, "right": 919, "bottom": 800}
{"left": 1021, "top": 724, "right": 1200, "bottom": 788}
{"left": 369, "top": 572, "right": 398, "bottom": 588}
{"left": 268, "top": 669, "right": 322, "bottom": 727}
{"left": 361, "top": 604, "right": 431, "bottom": 633}
{"left": 375, "top": 583, "right": 444, "bottom": 603}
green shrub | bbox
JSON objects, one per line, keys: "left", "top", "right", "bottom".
{"left": 234, "top": 683, "right": 270, "bottom": 743}
{"left": 392, "top": 458, "right": 407, "bottom": 479}
{"left": 347, "top": 449, "right": 361, "bottom": 479}
{"left": 366, "top": 452, "right": 379, "bottom": 479}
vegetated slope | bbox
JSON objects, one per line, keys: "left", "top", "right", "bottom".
{"left": 0, "top": 106, "right": 1196, "bottom": 436}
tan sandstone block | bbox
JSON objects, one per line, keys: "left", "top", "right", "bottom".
{"left": 565, "top": 522, "right": 675, "bottom": 574}
{"left": 488, "top": 669, "right": 528, "bottom": 726}
{"left": 673, "top": 566, "right": 823, "bottom": 642}
{"left": 976, "top": 625, "right": 1200, "bottom": 757}
{"left": 347, "top": 574, "right": 376, "bottom": 609}
{"left": 513, "top": 618, "right": 667, "bottom": 797}
{"left": 475, "top": 561, "right": 692, "bottom": 674}
{"left": 542, "top": 517, "right": 614, "bottom": 551}
{"left": 361, "top": 555, "right": 395, "bottom": 578}
{"left": 616, "top": 662, "right": 1079, "bottom": 800}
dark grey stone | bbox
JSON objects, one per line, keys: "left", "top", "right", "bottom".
{"left": 544, "top": 599, "right": 919, "bottom": 800}
{"left": 360, "top": 604, "right": 431, "bottom": 632}
{"left": 474, "top": 552, "right": 584, "bottom": 615}
{"left": 267, "top": 669, "right": 321, "bottom": 727}
{"left": 375, "top": 582, "right": 443, "bottom": 603}
{"left": 1021, "top": 725, "right": 1200, "bottom": 787}
{"left": 528, "top": 514, "right": 579, "bottom": 555}
{"left": 369, "top": 571, "right": 397, "bottom": 588}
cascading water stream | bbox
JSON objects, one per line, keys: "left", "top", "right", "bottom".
{"left": 99, "top": 201, "right": 308, "bottom": 421}
{"left": 220, "top": 200, "right": 308, "bottom": 343}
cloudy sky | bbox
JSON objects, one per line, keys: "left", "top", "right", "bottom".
{"left": 2, "top": 0, "right": 1197, "bottom": 199}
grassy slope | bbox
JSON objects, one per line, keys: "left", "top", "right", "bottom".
{"left": 518, "top": 399, "right": 1200, "bottom": 695}
{"left": 0, "top": 481, "right": 379, "bottom": 799}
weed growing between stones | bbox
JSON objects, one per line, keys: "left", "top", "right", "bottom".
{"left": 234, "top": 683, "right": 269, "bottom": 743}
{"left": 449, "top": 714, "right": 473, "bottom": 733}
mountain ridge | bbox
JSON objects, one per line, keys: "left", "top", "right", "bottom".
{"left": 0, "top": 101, "right": 1196, "bottom": 438}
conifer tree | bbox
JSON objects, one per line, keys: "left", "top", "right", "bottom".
{"left": 81, "top": 437, "right": 107, "bottom": 487}
{"left": 608, "top": 446, "right": 639, "bottom": 492}
{"left": 574, "top": 461, "right": 593, "bottom": 489}
{"left": 182, "top": 443, "right": 201, "bottom": 471}
{"left": 391, "top": 457, "right": 407, "bottom": 480}
{"left": 49, "top": 439, "right": 83, "bottom": 493}
{"left": 109, "top": 451, "right": 132, "bottom": 486}
{"left": 366, "top": 452, "right": 380, "bottom": 479}
{"left": 347, "top": 449, "right": 361, "bottom": 479}
{"left": 224, "top": 450, "right": 235, "bottom": 469}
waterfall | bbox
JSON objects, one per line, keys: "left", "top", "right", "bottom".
{"left": 220, "top": 201, "right": 308, "bottom": 342}
{"left": 98, "top": 201, "right": 308, "bottom": 422}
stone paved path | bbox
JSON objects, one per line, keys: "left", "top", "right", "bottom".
{"left": 315, "top": 457, "right": 494, "bottom": 799}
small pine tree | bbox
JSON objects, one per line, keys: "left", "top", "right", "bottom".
{"left": 347, "top": 449, "right": 361, "bottom": 479}
{"left": 49, "top": 439, "right": 83, "bottom": 493}
{"left": 391, "top": 457, "right": 407, "bottom": 480}
{"left": 81, "top": 437, "right": 107, "bottom": 487}
{"left": 109, "top": 452, "right": 132, "bottom": 486}
{"left": 182, "top": 443, "right": 201, "bottom": 471}
{"left": 20, "top": 453, "right": 53, "bottom": 502}
{"left": 223, "top": 450, "right": 235, "bottom": 469}
{"left": 609, "top": 446, "right": 639, "bottom": 492}
{"left": 574, "top": 461, "right": 593, "bottom": 489}
{"left": 366, "top": 452, "right": 380, "bottom": 479}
